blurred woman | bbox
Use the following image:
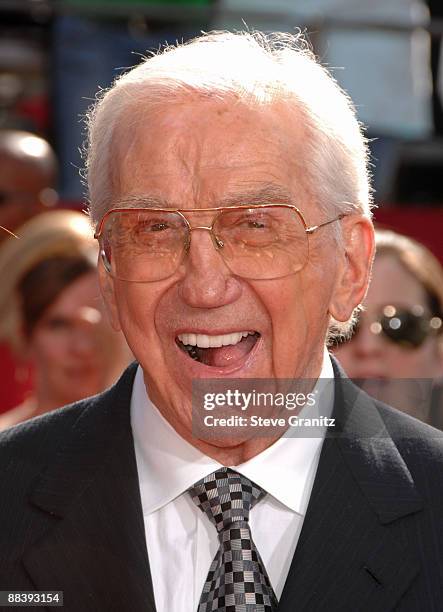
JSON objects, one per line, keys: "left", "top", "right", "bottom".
{"left": 334, "top": 229, "right": 443, "bottom": 426}
{"left": 0, "top": 210, "right": 131, "bottom": 429}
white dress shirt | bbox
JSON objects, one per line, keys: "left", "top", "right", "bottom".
{"left": 131, "top": 349, "right": 334, "bottom": 611}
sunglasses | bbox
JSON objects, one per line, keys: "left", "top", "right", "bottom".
{"left": 353, "top": 305, "right": 442, "bottom": 348}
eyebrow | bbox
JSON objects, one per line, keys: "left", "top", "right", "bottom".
{"left": 218, "top": 185, "right": 295, "bottom": 207}
{"left": 112, "top": 195, "right": 170, "bottom": 209}
{"left": 112, "top": 184, "right": 296, "bottom": 210}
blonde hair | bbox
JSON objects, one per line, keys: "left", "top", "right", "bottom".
{"left": 0, "top": 210, "right": 96, "bottom": 352}
{"left": 375, "top": 229, "right": 443, "bottom": 317}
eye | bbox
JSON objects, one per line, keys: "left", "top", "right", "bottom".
{"left": 133, "top": 221, "right": 163, "bottom": 235}
{"left": 131, "top": 218, "right": 175, "bottom": 241}
{"left": 42, "top": 317, "right": 71, "bottom": 332}
{"left": 247, "top": 219, "right": 266, "bottom": 229}
{"left": 150, "top": 222, "right": 169, "bottom": 232}
{"left": 220, "top": 212, "right": 271, "bottom": 230}
{"left": 236, "top": 213, "right": 274, "bottom": 233}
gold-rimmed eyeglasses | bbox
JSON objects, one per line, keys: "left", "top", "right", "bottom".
{"left": 94, "top": 204, "right": 346, "bottom": 282}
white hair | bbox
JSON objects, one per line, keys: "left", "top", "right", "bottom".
{"left": 85, "top": 30, "right": 373, "bottom": 225}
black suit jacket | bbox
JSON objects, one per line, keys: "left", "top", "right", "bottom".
{"left": 1, "top": 361, "right": 442, "bottom": 611}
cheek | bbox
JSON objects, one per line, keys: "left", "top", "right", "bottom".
{"left": 259, "top": 274, "right": 329, "bottom": 375}
{"left": 95, "top": 324, "right": 120, "bottom": 355}
{"left": 269, "top": 283, "right": 302, "bottom": 339}
{"left": 113, "top": 282, "right": 166, "bottom": 359}
{"left": 29, "top": 332, "right": 65, "bottom": 366}
{"left": 276, "top": 268, "right": 332, "bottom": 333}
{"left": 368, "top": 340, "right": 438, "bottom": 379}
{"left": 398, "top": 342, "right": 442, "bottom": 378}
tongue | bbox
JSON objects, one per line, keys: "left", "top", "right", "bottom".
{"left": 196, "top": 334, "right": 257, "bottom": 367}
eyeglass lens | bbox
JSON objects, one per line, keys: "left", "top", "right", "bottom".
{"left": 100, "top": 207, "right": 309, "bottom": 282}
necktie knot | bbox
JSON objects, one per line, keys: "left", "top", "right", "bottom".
{"left": 189, "top": 467, "right": 265, "bottom": 533}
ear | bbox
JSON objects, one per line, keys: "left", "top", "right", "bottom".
{"left": 98, "top": 259, "right": 122, "bottom": 332}
{"left": 328, "top": 215, "right": 375, "bottom": 322}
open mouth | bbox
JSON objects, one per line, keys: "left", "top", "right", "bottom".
{"left": 176, "top": 331, "right": 260, "bottom": 367}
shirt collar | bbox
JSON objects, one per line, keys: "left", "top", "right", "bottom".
{"left": 131, "top": 347, "right": 334, "bottom": 517}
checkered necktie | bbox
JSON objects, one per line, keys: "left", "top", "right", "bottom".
{"left": 189, "top": 467, "right": 278, "bottom": 612}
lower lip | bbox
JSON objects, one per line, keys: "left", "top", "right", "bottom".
{"left": 174, "top": 335, "right": 262, "bottom": 377}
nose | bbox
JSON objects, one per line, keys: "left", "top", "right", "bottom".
{"left": 177, "top": 229, "right": 242, "bottom": 308}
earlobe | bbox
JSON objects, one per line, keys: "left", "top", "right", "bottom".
{"left": 328, "top": 216, "right": 375, "bottom": 322}
{"left": 98, "top": 261, "right": 122, "bottom": 332}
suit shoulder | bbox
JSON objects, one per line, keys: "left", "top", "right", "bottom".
{"left": 0, "top": 362, "right": 138, "bottom": 456}
{"left": 334, "top": 366, "right": 443, "bottom": 462}
{"left": 0, "top": 395, "right": 98, "bottom": 464}
{"left": 375, "top": 400, "right": 443, "bottom": 478}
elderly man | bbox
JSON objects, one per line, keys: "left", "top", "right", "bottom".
{"left": 0, "top": 32, "right": 442, "bottom": 612}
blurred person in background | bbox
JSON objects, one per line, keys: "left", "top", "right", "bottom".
{"left": 0, "top": 129, "right": 59, "bottom": 412}
{"left": 0, "top": 210, "right": 132, "bottom": 429}
{"left": 334, "top": 228, "right": 443, "bottom": 426}
{"left": 0, "top": 129, "right": 58, "bottom": 241}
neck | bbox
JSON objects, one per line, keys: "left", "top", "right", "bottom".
{"left": 34, "top": 386, "right": 68, "bottom": 416}
{"left": 188, "top": 435, "right": 281, "bottom": 465}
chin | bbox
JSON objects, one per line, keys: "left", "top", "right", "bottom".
{"left": 192, "top": 430, "right": 260, "bottom": 453}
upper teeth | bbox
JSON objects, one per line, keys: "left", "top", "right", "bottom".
{"left": 178, "top": 331, "right": 255, "bottom": 348}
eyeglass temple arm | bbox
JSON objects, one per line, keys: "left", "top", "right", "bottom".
{"left": 305, "top": 213, "right": 347, "bottom": 235}
{"left": 0, "top": 225, "right": 18, "bottom": 239}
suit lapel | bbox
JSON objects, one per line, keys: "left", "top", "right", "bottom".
{"left": 278, "top": 365, "right": 423, "bottom": 612}
{"left": 23, "top": 364, "right": 157, "bottom": 612}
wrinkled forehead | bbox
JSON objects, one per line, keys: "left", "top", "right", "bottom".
{"left": 109, "top": 96, "right": 313, "bottom": 213}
